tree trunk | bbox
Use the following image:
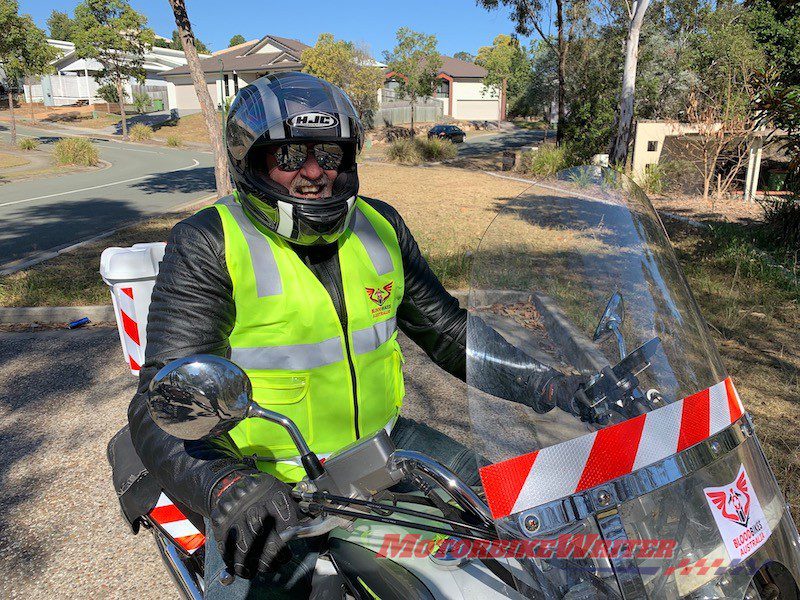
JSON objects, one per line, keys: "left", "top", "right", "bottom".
{"left": 556, "top": 0, "right": 567, "bottom": 145}
{"left": 8, "top": 87, "right": 16, "bottom": 146}
{"left": 169, "top": 0, "right": 232, "bottom": 197}
{"left": 609, "top": 0, "right": 650, "bottom": 166}
{"left": 27, "top": 77, "right": 35, "bottom": 123}
{"left": 501, "top": 78, "right": 507, "bottom": 121}
{"left": 116, "top": 76, "right": 128, "bottom": 140}
{"left": 410, "top": 96, "right": 415, "bottom": 138}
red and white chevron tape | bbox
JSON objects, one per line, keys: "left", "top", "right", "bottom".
{"left": 149, "top": 493, "right": 205, "bottom": 554}
{"left": 479, "top": 378, "right": 745, "bottom": 520}
{"left": 114, "top": 286, "right": 143, "bottom": 374}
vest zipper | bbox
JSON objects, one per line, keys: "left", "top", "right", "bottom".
{"left": 342, "top": 330, "right": 361, "bottom": 440}
{"left": 328, "top": 271, "right": 361, "bottom": 440}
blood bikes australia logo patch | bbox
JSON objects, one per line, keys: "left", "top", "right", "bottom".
{"left": 703, "top": 465, "right": 771, "bottom": 561}
{"left": 366, "top": 282, "right": 393, "bottom": 318}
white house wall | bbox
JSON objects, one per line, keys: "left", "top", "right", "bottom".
{"left": 451, "top": 79, "right": 500, "bottom": 121}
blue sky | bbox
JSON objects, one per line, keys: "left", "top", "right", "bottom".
{"left": 18, "top": 0, "right": 535, "bottom": 59}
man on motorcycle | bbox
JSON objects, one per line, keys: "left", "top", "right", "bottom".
{"left": 127, "top": 72, "right": 584, "bottom": 598}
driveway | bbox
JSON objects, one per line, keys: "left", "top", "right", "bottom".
{"left": 0, "top": 122, "right": 214, "bottom": 271}
{"left": 458, "top": 127, "right": 552, "bottom": 157}
{"left": 0, "top": 327, "right": 471, "bottom": 599}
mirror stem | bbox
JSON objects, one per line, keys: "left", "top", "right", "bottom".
{"left": 610, "top": 322, "right": 627, "bottom": 360}
{"left": 246, "top": 403, "right": 325, "bottom": 480}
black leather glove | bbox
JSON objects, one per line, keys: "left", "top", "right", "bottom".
{"left": 536, "top": 373, "right": 590, "bottom": 415}
{"left": 209, "top": 470, "right": 299, "bottom": 579}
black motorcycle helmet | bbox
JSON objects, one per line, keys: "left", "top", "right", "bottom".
{"left": 226, "top": 72, "right": 364, "bottom": 245}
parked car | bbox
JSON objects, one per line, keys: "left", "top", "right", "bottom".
{"left": 428, "top": 124, "right": 466, "bottom": 143}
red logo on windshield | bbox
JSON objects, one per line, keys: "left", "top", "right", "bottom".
{"left": 705, "top": 471, "right": 751, "bottom": 527}
{"left": 366, "top": 282, "right": 393, "bottom": 307}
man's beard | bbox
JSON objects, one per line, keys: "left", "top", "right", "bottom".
{"left": 289, "top": 173, "right": 334, "bottom": 199}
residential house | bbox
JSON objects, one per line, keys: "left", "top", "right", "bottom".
{"left": 384, "top": 56, "right": 500, "bottom": 122}
{"left": 160, "top": 34, "right": 501, "bottom": 122}
{"left": 22, "top": 38, "right": 206, "bottom": 109}
{"left": 159, "top": 35, "right": 310, "bottom": 114}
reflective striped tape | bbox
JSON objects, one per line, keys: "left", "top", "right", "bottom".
{"left": 351, "top": 206, "right": 394, "bottom": 276}
{"left": 232, "top": 336, "right": 344, "bottom": 370}
{"left": 116, "top": 286, "right": 143, "bottom": 374}
{"left": 479, "top": 378, "right": 745, "bottom": 520}
{"left": 231, "top": 319, "right": 397, "bottom": 370}
{"left": 149, "top": 493, "right": 205, "bottom": 554}
{"left": 352, "top": 317, "right": 396, "bottom": 355}
{"left": 217, "top": 197, "right": 283, "bottom": 298}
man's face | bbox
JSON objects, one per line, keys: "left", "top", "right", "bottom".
{"left": 265, "top": 143, "right": 341, "bottom": 200}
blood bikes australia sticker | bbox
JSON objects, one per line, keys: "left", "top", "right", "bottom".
{"left": 703, "top": 465, "right": 772, "bottom": 561}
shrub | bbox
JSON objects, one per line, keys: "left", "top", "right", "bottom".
{"left": 387, "top": 137, "right": 458, "bottom": 164}
{"left": 129, "top": 124, "right": 153, "bottom": 141}
{"left": 415, "top": 137, "right": 457, "bottom": 162}
{"left": 18, "top": 138, "right": 39, "bottom": 151}
{"left": 53, "top": 138, "right": 99, "bottom": 166}
{"left": 132, "top": 91, "right": 151, "bottom": 114}
{"left": 761, "top": 196, "right": 800, "bottom": 252}
{"left": 387, "top": 139, "right": 421, "bottom": 165}
{"left": 519, "top": 143, "right": 569, "bottom": 177}
{"left": 96, "top": 82, "right": 128, "bottom": 104}
{"left": 166, "top": 135, "right": 182, "bottom": 147}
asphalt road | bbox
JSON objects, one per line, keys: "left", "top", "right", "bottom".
{"left": 0, "top": 327, "right": 477, "bottom": 599}
{"left": 0, "top": 122, "right": 215, "bottom": 270}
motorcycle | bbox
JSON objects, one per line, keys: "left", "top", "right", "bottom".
{"left": 107, "top": 167, "right": 800, "bottom": 598}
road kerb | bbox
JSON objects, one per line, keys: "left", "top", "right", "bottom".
{"left": 0, "top": 289, "right": 469, "bottom": 325}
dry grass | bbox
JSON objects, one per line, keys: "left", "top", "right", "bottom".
{"left": 152, "top": 112, "right": 216, "bottom": 145}
{"left": 0, "top": 152, "right": 30, "bottom": 169}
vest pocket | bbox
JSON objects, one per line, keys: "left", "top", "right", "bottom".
{"left": 249, "top": 372, "right": 309, "bottom": 404}
{"left": 246, "top": 372, "right": 312, "bottom": 453}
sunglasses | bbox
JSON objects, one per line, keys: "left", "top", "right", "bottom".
{"left": 271, "top": 143, "right": 345, "bottom": 172}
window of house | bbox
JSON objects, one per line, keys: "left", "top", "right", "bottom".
{"left": 647, "top": 140, "right": 658, "bottom": 152}
{"left": 233, "top": 75, "right": 239, "bottom": 94}
{"left": 435, "top": 80, "right": 450, "bottom": 98}
{"left": 223, "top": 74, "right": 230, "bottom": 97}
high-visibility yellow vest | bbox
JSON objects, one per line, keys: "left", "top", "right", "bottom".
{"left": 213, "top": 194, "right": 405, "bottom": 482}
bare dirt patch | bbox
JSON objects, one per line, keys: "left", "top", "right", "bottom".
{"left": 650, "top": 191, "right": 765, "bottom": 224}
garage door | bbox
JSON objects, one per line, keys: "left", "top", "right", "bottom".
{"left": 455, "top": 100, "right": 499, "bottom": 121}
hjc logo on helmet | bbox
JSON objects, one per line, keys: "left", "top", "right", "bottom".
{"left": 289, "top": 113, "right": 339, "bottom": 129}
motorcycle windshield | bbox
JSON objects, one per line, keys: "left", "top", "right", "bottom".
{"left": 467, "top": 167, "right": 799, "bottom": 598}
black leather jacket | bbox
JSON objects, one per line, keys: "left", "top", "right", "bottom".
{"left": 128, "top": 196, "right": 550, "bottom": 518}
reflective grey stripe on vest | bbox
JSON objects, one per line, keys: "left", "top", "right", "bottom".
{"left": 352, "top": 317, "right": 397, "bottom": 355}
{"left": 350, "top": 206, "right": 393, "bottom": 276}
{"left": 231, "top": 336, "right": 344, "bottom": 370}
{"left": 217, "top": 197, "right": 282, "bottom": 297}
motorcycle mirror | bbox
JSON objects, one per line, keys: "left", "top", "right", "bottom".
{"left": 593, "top": 292, "right": 625, "bottom": 342}
{"left": 594, "top": 293, "right": 628, "bottom": 360}
{"left": 147, "top": 354, "right": 252, "bottom": 440}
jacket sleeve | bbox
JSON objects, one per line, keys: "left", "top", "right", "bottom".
{"left": 127, "top": 207, "right": 251, "bottom": 518}
{"left": 364, "top": 198, "right": 467, "bottom": 381}
{"left": 364, "top": 197, "right": 560, "bottom": 403}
